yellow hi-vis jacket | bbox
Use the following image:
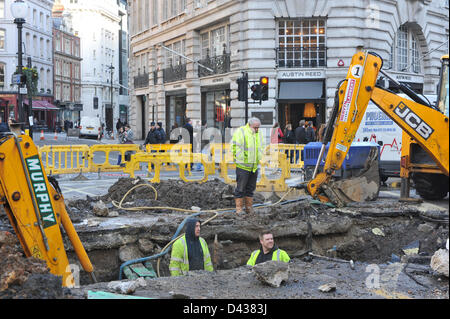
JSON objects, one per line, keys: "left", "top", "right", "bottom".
{"left": 246, "top": 248, "right": 291, "bottom": 266}
{"left": 169, "top": 235, "right": 214, "bottom": 276}
{"left": 232, "top": 124, "right": 264, "bottom": 173}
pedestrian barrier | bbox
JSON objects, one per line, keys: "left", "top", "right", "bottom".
{"left": 220, "top": 152, "right": 290, "bottom": 192}
{"left": 88, "top": 144, "right": 142, "bottom": 173}
{"left": 145, "top": 143, "right": 192, "bottom": 173}
{"left": 37, "top": 143, "right": 295, "bottom": 191}
{"left": 39, "top": 145, "right": 90, "bottom": 175}
{"left": 122, "top": 152, "right": 215, "bottom": 183}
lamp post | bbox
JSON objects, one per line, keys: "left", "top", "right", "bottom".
{"left": 108, "top": 63, "right": 114, "bottom": 133}
{"left": 11, "top": 0, "right": 28, "bottom": 131}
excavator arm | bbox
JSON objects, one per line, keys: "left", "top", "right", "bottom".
{"left": 0, "top": 132, "right": 96, "bottom": 287}
{"left": 306, "top": 51, "right": 449, "bottom": 206}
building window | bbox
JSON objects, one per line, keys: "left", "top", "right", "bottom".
{"left": 201, "top": 25, "right": 229, "bottom": 58}
{"left": 0, "top": 29, "right": 5, "bottom": 50}
{"left": 165, "top": 39, "right": 185, "bottom": 67}
{"left": 0, "top": 0, "right": 4, "bottom": 19}
{"left": 277, "top": 19, "right": 326, "bottom": 68}
{"left": 152, "top": 0, "right": 158, "bottom": 25}
{"left": 394, "top": 24, "right": 421, "bottom": 73}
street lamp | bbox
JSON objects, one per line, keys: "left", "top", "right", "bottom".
{"left": 108, "top": 63, "right": 114, "bottom": 133}
{"left": 11, "top": 0, "right": 28, "bottom": 131}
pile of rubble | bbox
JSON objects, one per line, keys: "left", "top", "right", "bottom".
{"left": 0, "top": 231, "right": 67, "bottom": 299}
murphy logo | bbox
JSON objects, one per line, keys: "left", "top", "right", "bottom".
{"left": 394, "top": 102, "right": 434, "bottom": 140}
{"left": 25, "top": 155, "right": 57, "bottom": 228}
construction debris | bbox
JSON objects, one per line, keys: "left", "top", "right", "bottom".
{"left": 252, "top": 261, "right": 289, "bottom": 288}
{"left": 430, "top": 249, "right": 449, "bottom": 277}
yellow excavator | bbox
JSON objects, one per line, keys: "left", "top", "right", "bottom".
{"left": 0, "top": 131, "right": 96, "bottom": 287}
{"left": 304, "top": 51, "right": 448, "bottom": 207}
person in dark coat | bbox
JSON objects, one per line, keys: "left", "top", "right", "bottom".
{"left": 183, "top": 118, "right": 194, "bottom": 169}
{"left": 144, "top": 122, "right": 161, "bottom": 146}
{"left": 305, "top": 121, "right": 316, "bottom": 143}
{"left": 156, "top": 122, "right": 166, "bottom": 144}
{"left": 295, "top": 120, "right": 307, "bottom": 144}
{"left": 183, "top": 118, "right": 194, "bottom": 146}
{"left": 283, "top": 123, "right": 298, "bottom": 163}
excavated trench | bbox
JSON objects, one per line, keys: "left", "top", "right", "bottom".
{"left": 1, "top": 177, "right": 448, "bottom": 298}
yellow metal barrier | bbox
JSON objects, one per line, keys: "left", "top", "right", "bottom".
{"left": 220, "top": 152, "right": 290, "bottom": 192}
{"left": 88, "top": 144, "right": 142, "bottom": 172}
{"left": 267, "top": 144, "right": 305, "bottom": 171}
{"left": 146, "top": 143, "right": 192, "bottom": 173}
{"left": 39, "top": 145, "right": 90, "bottom": 175}
{"left": 123, "top": 152, "right": 215, "bottom": 183}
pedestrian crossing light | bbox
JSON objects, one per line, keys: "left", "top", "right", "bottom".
{"left": 260, "top": 76, "right": 269, "bottom": 101}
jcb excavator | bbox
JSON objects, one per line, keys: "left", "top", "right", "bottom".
{"left": 0, "top": 130, "right": 96, "bottom": 287}
{"left": 304, "top": 51, "right": 448, "bottom": 207}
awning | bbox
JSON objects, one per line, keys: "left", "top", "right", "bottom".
{"left": 278, "top": 80, "right": 324, "bottom": 101}
{"left": 24, "top": 100, "right": 60, "bottom": 111}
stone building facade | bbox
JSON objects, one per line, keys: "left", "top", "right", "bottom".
{"left": 128, "top": 0, "right": 449, "bottom": 141}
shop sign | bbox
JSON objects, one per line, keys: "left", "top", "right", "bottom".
{"left": 278, "top": 70, "right": 325, "bottom": 80}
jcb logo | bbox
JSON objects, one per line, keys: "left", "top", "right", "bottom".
{"left": 394, "top": 102, "right": 434, "bottom": 140}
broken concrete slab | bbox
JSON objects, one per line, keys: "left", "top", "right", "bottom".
{"left": 430, "top": 249, "right": 449, "bottom": 277}
{"left": 106, "top": 277, "right": 147, "bottom": 294}
{"left": 93, "top": 200, "right": 109, "bottom": 217}
{"left": 318, "top": 282, "right": 337, "bottom": 293}
{"left": 252, "top": 261, "right": 289, "bottom": 288}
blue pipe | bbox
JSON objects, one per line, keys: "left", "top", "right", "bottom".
{"left": 118, "top": 212, "right": 201, "bottom": 280}
{"left": 117, "top": 196, "right": 308, "bottom": 280}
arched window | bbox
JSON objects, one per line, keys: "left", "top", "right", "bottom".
{"left": 393, "top": 24, "right": 422, "bottom": 73}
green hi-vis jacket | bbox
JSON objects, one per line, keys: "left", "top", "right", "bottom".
{"left": 169, "top": 235, "right": 214, "bottom": 276}
{"left": 232, "top": 124, "right": 264, "bottom": 173}
{"left": 246, "top": 248, "right": 291, "bottom": 266}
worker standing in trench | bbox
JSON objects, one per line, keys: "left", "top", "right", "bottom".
{"left": 169, "top": 218, "right": 214, "bottom": 276}
{"left": 247, "top": 230, "right": 291, "bottom": 266}
{"left": 231, "top": 117, "right": 264, "bottom": 215}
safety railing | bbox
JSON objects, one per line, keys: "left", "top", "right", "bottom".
{"left": 37, "top": 143, "right": 304, "bottom": 191}
{"left": 88, "top": 144, "right": 142, "bottom": 173}
{"left": 39, "top": 145, "right": 90, "bottom": 175}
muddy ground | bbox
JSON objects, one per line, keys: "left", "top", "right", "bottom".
{"left": 0, "top": 178, "right": 448, "bottom": 299}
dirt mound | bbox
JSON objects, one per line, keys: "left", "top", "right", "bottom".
{"left": 66, "top": 178, "right": 265, "bottom": 221}
{"left": 0, "top": 231, "right": 67, "bottom": 299}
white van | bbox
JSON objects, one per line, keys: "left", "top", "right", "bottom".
{"left": 79, "top": 116, "right": 102, "bottom": 138}
{"left": 355, "top": 94, "right": 437, "bottom": 182}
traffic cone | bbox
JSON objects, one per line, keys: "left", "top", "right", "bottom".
{"left": 40, "top": 130, "right": 45, "bottom": 140}
{"left": 54, "top": 131, "right": 58, "bottom": 140}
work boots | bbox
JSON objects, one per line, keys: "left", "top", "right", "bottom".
{"left": 244, "top": 197, "right": 255, "bottom": 215}
{"left": 235, "top": 197, "right": 245, "bottom": 214}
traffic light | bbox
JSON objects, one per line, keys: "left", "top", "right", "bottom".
{"left": 260, "top": 76, "right": 269, "bottom": 101}
{"left": 237, "top": 76, "right": 248, "bottom": 102}
{"left": 250, "top": 83, "right": 261, "bottom": 101}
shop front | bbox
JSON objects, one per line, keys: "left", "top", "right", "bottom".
{"left": 277, "top": 70, "right": 326, "bottom": 133}
{"left": 201, "top": 85, "right": 231, "bottom": 141}
{"left": 165, "top": 90, "right": 187, "bottom": 135}
{"left": 23, "top": 99, "right": 59, "bottom": 131}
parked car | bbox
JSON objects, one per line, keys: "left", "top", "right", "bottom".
{"left": 79, "top": 116, "right": 102, "bottom": 139}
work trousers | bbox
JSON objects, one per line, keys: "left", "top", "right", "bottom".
{"left": 234, "top": 167, "right": 258, "bottom": 198}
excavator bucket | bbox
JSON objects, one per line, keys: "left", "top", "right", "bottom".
{"left": 321, "top": 146, "right": 380, "bottom": 207}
